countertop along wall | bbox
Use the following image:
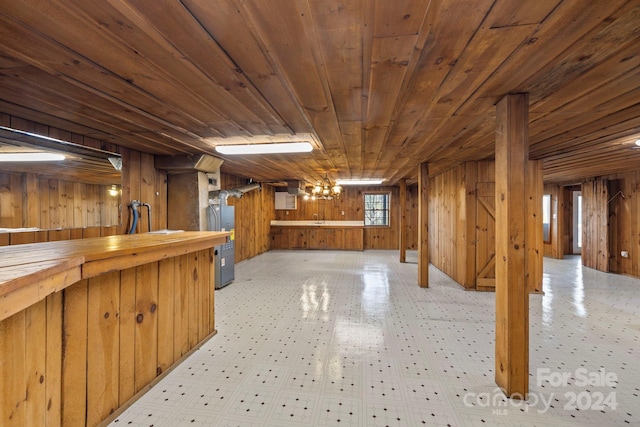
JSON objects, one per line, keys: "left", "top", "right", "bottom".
{"left": 272, "top": 186, "right": 408, "bottom": 250}
{"left": 270, "top": 220, "right": 364, "bottom": 226}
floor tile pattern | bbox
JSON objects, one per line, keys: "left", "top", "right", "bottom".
{"left": 111, "top": 252, "right": 639, "bottom": 426}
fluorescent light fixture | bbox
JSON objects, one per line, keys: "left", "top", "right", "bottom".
{"left": 215, "top": 142, "right": 313, "bottom": 155}
{"left": 0, "top": 152, "right": 65, "bottom": 162}
{"left": 0, "top": 125, "right": 70, "bottom": 145}
{"left": 336, "top": 179, "right": 384, "bottom": 185}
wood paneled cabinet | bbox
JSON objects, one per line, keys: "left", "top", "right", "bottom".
{"left": 270, "top": 226, "right": 364, "bottom": 251}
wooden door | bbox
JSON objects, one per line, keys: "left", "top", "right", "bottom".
{"left": 476, "top": 182, "right": 496, "bottom": 290}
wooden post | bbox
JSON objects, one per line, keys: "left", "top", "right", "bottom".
{"left": 399, "top": 178, "right": 407, "bottom": 263}
{"left": 418, "top": 163, "right": 429, "bottom": 287}
{"left": 495, "top": 93, "right": 529, "bottom": 398}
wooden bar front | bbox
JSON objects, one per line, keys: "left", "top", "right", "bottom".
{"left": 0, "top": 231, "right": 228, "bottom": 427}
{"left": 270, "top": 225, "right": 364, "bottom": 251}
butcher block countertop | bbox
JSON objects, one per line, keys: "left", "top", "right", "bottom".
{"left": 0, "top": 231, "right": 229, "bottom": 321}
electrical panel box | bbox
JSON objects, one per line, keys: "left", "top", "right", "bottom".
{"left": 275, "top": 192, "right": 297, "bottom": 210}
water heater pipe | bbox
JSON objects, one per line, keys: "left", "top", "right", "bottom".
{"left": 128, "top": 200, "right": 140, "bottom": 234}
{"left": 128, "top": 200, "right": 152, "bottom": 233}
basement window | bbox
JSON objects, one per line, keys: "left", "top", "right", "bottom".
{"left": 364, "top": 193, "right": 390, "bottom": 226}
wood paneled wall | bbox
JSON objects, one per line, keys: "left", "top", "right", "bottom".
{"left": 428, "top": 161, "right": 543, "bottom": 292}
{"left": 0, "top": 172, "right": 119, "bottom": 229}
{"left": 273, "top": 186, "right": 361, "bottom": 221}
{"left": 221, "top": 174, "right": 274, "bottom": 262}
{"left": 120, "top": 148, "right": 167, "bottom": 234}
{"left": 607, "top": 172, "right": 640, "bottom": 276}
{"left": 272, "top": 186, "right": 402, "bottom": 249}
{"left": 429, "top": 163, "right": 475, "bottom": 288}
{"left": 0, "top": 249, "right": 214, "bottom": 427}
{"left": 582, "top": 170, "right": 640, "bottom": 277}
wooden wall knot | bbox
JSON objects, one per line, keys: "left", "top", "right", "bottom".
{"left": 136, "top": 313, "right": 144, "bottom": 323}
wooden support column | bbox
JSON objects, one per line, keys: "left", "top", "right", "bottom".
{"left": 399, "top": 178, "right": 407, "bottom": 263}
{"left": 418, "top": 163, "right": 429, "bottom": 287}
{"left": 495, "top": 93, "right": 529, "bottom": 398}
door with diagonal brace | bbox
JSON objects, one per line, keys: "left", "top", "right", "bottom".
{"left": 476, "top": 182, "right": 495, "bottom": 290}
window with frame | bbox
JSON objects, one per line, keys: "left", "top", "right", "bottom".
{"left": 364, "top": 193, "right": 390, "bottom": 226}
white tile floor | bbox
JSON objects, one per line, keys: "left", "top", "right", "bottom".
{"left": 110, "top": 251, "right": 639, "bottom": 426}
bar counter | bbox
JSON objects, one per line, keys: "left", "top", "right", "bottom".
{"left": 0, "top": 231, "right": 229, "bottom": 426}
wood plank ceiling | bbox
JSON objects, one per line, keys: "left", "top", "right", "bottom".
{"left": 0, "top": 0, "right": 639, "bottom": 185}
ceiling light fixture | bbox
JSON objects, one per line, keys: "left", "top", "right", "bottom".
{"left": 336, "top": 179, "right": 384, "bottom": 185}
{"left": 215, "top": 142, "right": 313, "bottom": 155}
{"left": 306, "top": 173, "right": 341, "bottom": 200}
{"left": 0, "top": 125, "right": 122, "bottom": 166}
{"left": 108, "top": 185, "right": 120, "bottom": 197}
{"left": 0, "top": 152, "right": 65, "bottom": 162}
{"left": 635, "top": 139, "right": 640, "bottom": 146}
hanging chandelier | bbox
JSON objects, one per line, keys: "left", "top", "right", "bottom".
{"left": 304, "top": 173, "right": 342, "bottom": 200}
